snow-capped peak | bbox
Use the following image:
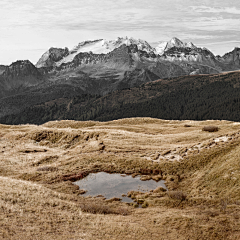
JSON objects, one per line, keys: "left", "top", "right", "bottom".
{"left": 36, "top": 47, "right": 69, "bottom": 68}
{"left": 56, "top": 37, "right": 154, "bottom": 66}
{"left": 155, "top": 37, "right": 197, "bottom": 55}
{"left": 168, "top": 37, "right": 184, "bottom": 47}
{"left": 185, "top": 42, "right": 196, "bottom": 49}
{"left": 71, "top": 37, "right": 154, "bottom": 54}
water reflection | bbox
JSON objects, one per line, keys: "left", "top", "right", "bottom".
{"left": 74, "top": 172, "right": 167, "bottom": 203}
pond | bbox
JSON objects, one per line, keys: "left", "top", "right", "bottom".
{"left": 74, "top": 172, "right": 167, "bottom": 203}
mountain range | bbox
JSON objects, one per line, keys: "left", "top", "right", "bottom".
{"left": 0, "top": 36, "right": 240, "bottom": 123}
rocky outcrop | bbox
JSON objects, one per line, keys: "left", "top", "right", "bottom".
{"left": 36, "top": 47, "right": 69, "bottom": 68}
{"left": 0, "top": 60, "right": 43, "bottom": 96}
{"left": 155, "top": 37, "right": 197, "bottom": 55}
{"left": 160, "top": 45, "right": 220, "bottom": 70}
{"left": 3, "top": 60, "right": 42, "bottom": 79}
{"left": 220, "top": 47, "right": 240, "bottom": 69}
{"left": 54, "top": 52, "right": 105, "bottom": 70}
{"left": 0, "top": 65, "right": 6, "bottom": 74}
{"left": 104, "top": 44, "right": 135, "bottom": 69}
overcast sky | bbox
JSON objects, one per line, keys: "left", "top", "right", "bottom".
{"left": 1, "top": 0, "right": 240, "bottom": 65}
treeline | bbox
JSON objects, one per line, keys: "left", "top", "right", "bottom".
{"left": 1, "top": 72, "right": 240, "bottom": 124}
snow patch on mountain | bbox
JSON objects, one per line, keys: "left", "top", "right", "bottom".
{"left": 56, "top": 37, "right": 154, "bottom": 66}
{"left": 35, "top": 36, "right": 219, "bottom": 70}
{"left": 155, "top": 41, "right": 168, "bottom": 55}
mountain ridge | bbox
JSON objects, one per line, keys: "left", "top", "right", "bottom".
{"left": 35, "top": 37, "right": 210, "bottom": 68}
{"left": 1, "top": 36, "right": 240, "bottom": 122}
{"left": 33, "top": 36, "right": 240, "bottom": 77}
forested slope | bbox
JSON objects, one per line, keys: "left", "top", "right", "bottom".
{"left": 1, "top": 72, "right": 240, "bottom": 124}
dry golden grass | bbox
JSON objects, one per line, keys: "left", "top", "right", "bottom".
{"left": 0, "top": 118, "right": 240, "bottom": 239}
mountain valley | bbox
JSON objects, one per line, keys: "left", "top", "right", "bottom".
{"left": 1, "top": 37, "right": 240, "bottom": 240}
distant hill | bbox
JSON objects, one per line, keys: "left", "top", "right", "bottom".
{"left": 1, "top": 71, "right": 240, "bottom": 125}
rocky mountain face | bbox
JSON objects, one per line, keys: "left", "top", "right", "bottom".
{"left": 3, "top": 60, "right": 41, "bottom": 78}
{"left": 1, "top": 36, "right": 240, "bottom": 120}
{"left": 55, "top": 37, "right": 155, "bottom": 67}
{"left": 0, "top": 60, "right": 44, "bottom": 98}
{"left": 0, "top": 65, "right": 6, "bottom": 74}
{"left": 36, "top": 47, "right": 69, "bottom": 68}
{"left": 155, "top": 37, "right": 197, "bottom": 55}
{"left": 37, "top": 36, "right": 236, "bottom": 78}
{"left": 219, "top": 47, "right": 240, "bottom": 69}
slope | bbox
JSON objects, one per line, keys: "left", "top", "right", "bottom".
{"left": 2, "top": 71, "right": 240, "bottom": 125}
{"left": 0, "top": 119, "right": 240, "bottom": 239}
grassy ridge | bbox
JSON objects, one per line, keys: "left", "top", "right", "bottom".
{"left": 0, "top": 118, "right": 240, "bottom": 239}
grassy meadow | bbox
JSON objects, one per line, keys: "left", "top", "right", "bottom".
{"left": 0, "top": 118, "right": 240, "bottom": 239}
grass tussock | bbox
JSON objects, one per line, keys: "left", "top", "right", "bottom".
{"left": 28, "top": 129, "right": 104, "bottom": 148}
{"left": 80, "top": 202, "right": 129, "bottom": 215}
{"left": 36, "top": 166, "right": 58, "bottom": 172}
{"left": 32, "top": 155, "right": 59, "bottom": 166}
{"left": 167, "top": 191, "right": 187, "bottom": 201}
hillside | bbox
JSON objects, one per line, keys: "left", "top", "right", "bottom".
{"left": 1, "top": 37, "right": 240, "bottom": 113}
{"left": 2, "top": 71, "right": 240, "bottom": 125}
{"left": 0, "top": 118, "right": 240, "bottom": 239}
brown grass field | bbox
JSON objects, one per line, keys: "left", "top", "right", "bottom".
{"left": 0, "top": 117, "right": 240, "bottom": 239}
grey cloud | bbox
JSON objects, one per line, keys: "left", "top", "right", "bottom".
{"left": 1, "top": 0, "right": 240, "bottom": 62}
{"left": 191, "top": 6, "right": 240, "bottom": 14}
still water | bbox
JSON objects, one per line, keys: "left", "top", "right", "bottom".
{"left": 74, "top": 172, "right": 167, "bottom": 203}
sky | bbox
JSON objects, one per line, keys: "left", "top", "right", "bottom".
{"left": 0, "top": 0, "right": 240, "bottom": 65}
